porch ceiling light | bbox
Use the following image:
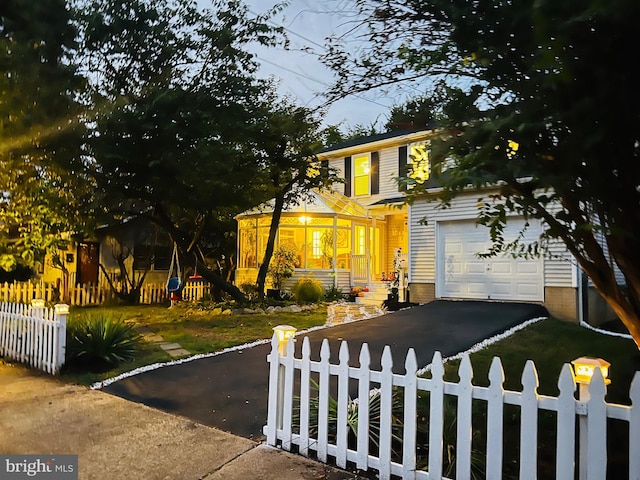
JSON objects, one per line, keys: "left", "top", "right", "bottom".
{"left": 299, "top": 215, "right": 312, "bottom": 225}
{"left": 571, "top": 356, "right": 611, "bottom": 385}
{"left": 273, "top": 325, "right": 297, "bottom": 356}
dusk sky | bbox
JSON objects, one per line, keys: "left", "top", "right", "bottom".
{"left": 201, "top": 0, "right": 400, "bottom": 129}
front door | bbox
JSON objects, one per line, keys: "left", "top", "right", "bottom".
{"left": 77, "top": 242, "right": 100, "bottom": 285}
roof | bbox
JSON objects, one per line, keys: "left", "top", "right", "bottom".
{"left": 238, "top": 189, "right": 368, "bottom": 218}
{"left": 317, "top": 128, "right": 437, "bottom": 159}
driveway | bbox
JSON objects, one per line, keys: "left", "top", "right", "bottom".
{"left": 104, "top": 300, "right": 548, "bottom": 439}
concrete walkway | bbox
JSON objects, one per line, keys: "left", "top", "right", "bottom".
{"left": 0, "top": 361, "right": 361, "bottom": 480}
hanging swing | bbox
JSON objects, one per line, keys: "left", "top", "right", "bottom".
{"left": 189, "top": 253, "right": 203, "bottom": 280}
{"left": 166, "top": 244, "right": 183, "bottom": 294}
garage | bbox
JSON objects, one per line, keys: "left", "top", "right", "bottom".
{"left": 436, "top": 219, "right": 544, "bottom": 302}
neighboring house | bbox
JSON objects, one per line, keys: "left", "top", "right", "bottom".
{"left": 43, "top": 216, "right": 175, "bottom": 288}
{"left": 236, "top": 129, "right": 616, "bottom": 324}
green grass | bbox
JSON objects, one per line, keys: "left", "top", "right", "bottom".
{"left": 433, "top": 318, "right": 640, "bottom": 479}
{"left": 61, "top": 302, "right": 328, "bottom": 385}
{"left": 439, "top": 318, "right": 640, "bottom": 404}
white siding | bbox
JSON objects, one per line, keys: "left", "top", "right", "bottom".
{"left": 377, "top": 146, "right": 402, "bottom": 199}
{"left": 409, "top": 192, "right": 576, "bottom": 289}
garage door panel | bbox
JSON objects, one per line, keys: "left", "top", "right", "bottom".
{"left": 492, "top": 280, "right": 514, "bottom": 294}
{"left": 467, "top": 282, "right": 487, "bottom": 296}
{"left": 490, "top": 260, "right": 512, "bottom": 275}
{"left": 466, "top": 261, "right": 486, "bottom": 274}
{"left": 445, "top": 241, "right": 462, "bottom": 255}
{"left": 438, "top": 219, "right": 543, "bottom": 302}
{"left": 517, "top": 262, "right": 540, "bottom": 275}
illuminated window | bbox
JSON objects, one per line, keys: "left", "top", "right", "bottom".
{"left": 408, "top": 142, "right": 430, "bottom": 185}
{"left": 353, "top": 154, "right": 370, "bottom": 196}
{"left": 312, "top": 230, "right": 322, "bottom": 258}
{"left": 355, "top": 225, "right": 366, "bottom": 255}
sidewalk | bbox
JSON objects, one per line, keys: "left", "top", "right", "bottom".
{"left": 0, "top": 361, "right": 361, "bottom": 480}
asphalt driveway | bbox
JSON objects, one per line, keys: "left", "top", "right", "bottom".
{"left": 104, "top": 300, "right": 547, "bottom": 439}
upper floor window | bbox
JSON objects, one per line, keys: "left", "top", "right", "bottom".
{"left": 344, "top": 152, "right": 379, "bottom": 197}
{"left": 353, "top": 154, "right": 370, "bottom": 196}
{"left": 408, "top": 142, "right": 430, "bottom": 185}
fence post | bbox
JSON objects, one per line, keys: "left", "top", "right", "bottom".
{"left": 54, "top": 304, "right": 69, "bottom": 374}
{"left": 265, "top": 334, "right": 280, "bottom": 445}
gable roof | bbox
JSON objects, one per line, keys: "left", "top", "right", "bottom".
{"left": 317, "top": 128, "right": 437, "bottom": 158}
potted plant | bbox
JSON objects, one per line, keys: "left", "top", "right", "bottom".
{"left": 267, "top": 245, "right": 298, "bottom": 298}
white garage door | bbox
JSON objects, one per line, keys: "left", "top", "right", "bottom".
{"left": 437, "top": 219, "right": 543, "bottom": 302}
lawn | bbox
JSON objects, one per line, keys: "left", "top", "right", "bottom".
{"left": 61, "top": 302, "right": 328, "bottom": 385}
{"left": 441, "top": 318, "right": 640, "bottom": 404}
{"left": 435, "top": 318, "right": 639, "bottom": 479}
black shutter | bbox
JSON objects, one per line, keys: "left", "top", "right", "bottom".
{"left": 344, "top": 156, "right": 351, "bottom": 197}
{"left": 398, "top": 146, "right": 408, "bottom": 192}
{"left": 371, "top": 151, "right": 380, "bottom": 195}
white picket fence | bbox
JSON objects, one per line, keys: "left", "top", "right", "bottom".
{"left": 0, "top": 302, "right": 69, "bottom": 375}
{"left": 265, "top": 336, "right": 640, "bottom": 480}
{"left": 0, "top": 279, "right": 211, "bottom": 306}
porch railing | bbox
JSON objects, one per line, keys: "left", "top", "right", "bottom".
{"left": 351, "top": 254, "right": 369, "bottom": 285}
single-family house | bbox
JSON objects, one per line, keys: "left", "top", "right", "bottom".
{"left": 236, "top": 129, "right": 615, "bottom": 324}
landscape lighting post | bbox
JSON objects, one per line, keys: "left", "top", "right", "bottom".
{"left": 273, "top": 325, "right": 297, "bottom": 430}
{"left": 571, "top": 356, "right": 610, "bottom": 480}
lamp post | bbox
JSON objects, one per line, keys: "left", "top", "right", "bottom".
{"left": 571, "top": 356, "right": 610, "bottom": 480}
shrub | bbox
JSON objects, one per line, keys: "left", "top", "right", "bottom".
{"left": 324, "top": 284, "right": 346, "bottom": 302}
{"left": 292, "top": 277, "right": 324, "bottom": 304}
{"left": 268, "top": 245, "right": 298, "bottom": 290}
{"left": 66, "top": 313, "right": 141, "bottom": 372}
{"left": 239, "top": 282, "right": 259, "bottom": 301}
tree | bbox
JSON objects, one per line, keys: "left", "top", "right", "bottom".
{"left": 0, "top": 0, "right": 91, "bottom": 272}
{"left": 385, "top": 95, "right": 441, "bottom": 132}
{"left": 248, "top": 96, "right": 339, "bottom": 299}
{"left": 75, "top": 0, "right": 286, "bottom": 302}
{"left": 323, "top": 0, "right": 640, "bottom": 347}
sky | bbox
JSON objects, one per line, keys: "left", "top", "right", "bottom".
{"left": 199, "top": 0, "right": 399, "bottom": 130}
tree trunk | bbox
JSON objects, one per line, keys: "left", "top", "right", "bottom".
{"left": 256, "top": 193, "right": 286, "bottom": 299}
{"left": 575, "top": 251, "right": 640, "bottom": 350}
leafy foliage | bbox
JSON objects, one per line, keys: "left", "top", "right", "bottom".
{"left": 293, "top": 380, "right": 404, "bottom": 454}
{"left": 292, "top": 277, "right": 324, "bottom": 304}
{"left": 66, "top": 313, "right": 141, "bottom": 371}
{"left": 73, "top": 0, "right": 290, "bottom": 302}
{"left": 267, "top": 244, "right": 298, "bottom": 291}
{"left": 249, "top": 96, "right": 340, "bottom": 298}
{"left": 324, "top": 284, "right": 346, "bottom": 302}
{"left": 323, "top": 0, "right": 640, "bottom": 347}
{"left": 0, "top": 0, "right": 92, "bottom": 271}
